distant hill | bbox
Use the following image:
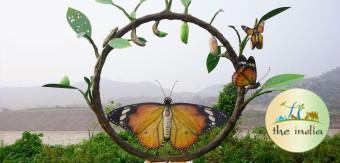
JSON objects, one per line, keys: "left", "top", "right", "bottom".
{"left": 0, "top": 108, "right": 97, "bottom": 131}
{"left": 0, "top": 80, "right": 221, "bottom": 110}
{"left": 299, "top": 67, "right": 340, "bottom": 110}
{"left": 1, "top": 108, "right": 339, "bottom": 131}
{"left": 251, "top": 67, "right": 340, "bottom": 112}
{"left": 1, "top": 67, "right": 340, "bottom": 131}
{"left": 1, "top": 67, "right": 340, "bottom": 111}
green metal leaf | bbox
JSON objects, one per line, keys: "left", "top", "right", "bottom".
{"left": 261, "top": 74, "right": 304, "bottom": 90}
{"left": 180, "top": 22, "right": 189, "bottom": 44}
{"left": 239, "top": 36, "right": 249, "bottom": 55}
{"left": 59, "top": 75, "right": 71, "bottom": 86}
{"left": 152, "top": 21, "right": 168, "bottom": 38}
{"left": 138, "top": 37, "right": 147, "bottom": 44}
{"left": 259, "top": 7, "right": 290, "bottom": 23}
{"left": 206, "top": 47, "right": 221, "bottom": 73}
{"left": 181, "top": 0, "right": 191, "bottom": 7}
{"left": 42, "top": 84, "right": 78, "bottom": 89}
{"left": 108, "top": 38, "right": 131, "bottom": 49}
{"left": 84, "top": 77, "right": 91, "bottom": 86}
{"left": 95, "top": 0, "right": 112, "bottom": 4}
{"left": 84, "top": 76, "right": 92, "bottom": 97}
{"left": 158, "top": 31, "right": 168, "bottom": 37}
{"left": 77, "top": 32, "right": 86, "bottom": 38}
{"left": 66, "top": 7, "right": 92, "bottom": 37}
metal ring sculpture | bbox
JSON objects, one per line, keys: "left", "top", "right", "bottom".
{"left": 89, "top": 11, "right": 253, "bottom": 162}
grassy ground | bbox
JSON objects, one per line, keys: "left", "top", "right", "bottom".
{"left": 0, "top": 129, "right": 339, "bottom": 163}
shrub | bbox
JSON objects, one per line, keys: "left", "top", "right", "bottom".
{"left": 0, "top": 131, "right": 339, "bottom": 162}
{"left": 34, "top": 132, "right": 143, "bottom": 163}
{"left": 213, "top": 83, "right": 238, "bottom": 117}
{"left": 0, "top": 131, "right": 43, "bottom": 163}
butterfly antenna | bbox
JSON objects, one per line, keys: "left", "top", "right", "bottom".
{"left": 169, "top": 81, "right": 179, "bottom": 97}
{"left": 155, "top": 80, "right": 167, "bottom": 97}
{"left": 258, "top": 67, "right": 271, "bottom": 83}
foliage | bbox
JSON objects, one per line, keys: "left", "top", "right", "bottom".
{"left": 206, "top": 46, "right": 221, "bottom": 73}
{"left": 1, "top": 131, "right": 339, "bottom": 162}
{"left": 109, "top": 38, "right": 132, "bottom": 49}
{"left": 34, "top": 132, "right": 143, "bottom": 163}
{"left": 251, "top": 126, "right": 269, "bottom": 139}
{"left": 0, "top": 132, "right": 43, "bottom": 163}
{"left": 42, "top": 75, "right": 77, "bottom": 90}
{"left": 259, "top": 7, "right": 291, "bottom": 23}
{"left": 213, "top": 83, "right": 238, "bottom": 117}
{"left": 261, "top": 74, "right": 305, "bottom": 90}
{"left": 95, "top": 0, "right": 112, "bottom": 5}
{"left": 66, "top": 7, "right": 92, "bottom": 38}
{"left": 104, "top": 100, "right": 118, "bottom": 114}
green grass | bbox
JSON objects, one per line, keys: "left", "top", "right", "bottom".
{"left": 0, "top": 130, "right": 339, "bottom": 162}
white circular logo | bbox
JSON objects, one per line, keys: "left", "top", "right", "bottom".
{"left": 265, "top": 89, "right": 329, "bottom": 152}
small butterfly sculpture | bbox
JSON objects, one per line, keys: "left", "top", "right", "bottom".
{"left": 242, "top": 21, "right": 264, "bottom": 49}
{"left": 232, "top": 55, "right": 258, "bottom": 87}
{"left": 107, "top": 81, "right": 228, "bottom": 149}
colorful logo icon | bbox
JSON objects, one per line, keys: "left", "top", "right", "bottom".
{"left": 265, "top": 89, "right": 329, "bottom": 152}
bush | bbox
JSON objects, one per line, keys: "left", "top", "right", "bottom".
{"left": 213, "top": 83, "right": 238, "bottom": 117}
{"left": 0, "top": 131, "right": 43, "bottom": 163}
{"left": 34, "top": 132, "right": 143, "bottom": 163}
{"left": 0, "top": 131, "right": 339, "bottom": 162}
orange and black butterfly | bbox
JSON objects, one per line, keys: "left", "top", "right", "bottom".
{"left": 242, "top": 21, "right": 264, "bottom": 49}
{"left": 107, "top": 82, "right": 228, "bottom": 149}
{"left": 232, "top": 55, "right": 257, "bottom": 87}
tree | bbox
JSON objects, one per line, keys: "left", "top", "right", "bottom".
{"left": 213, "top": 83, "right": 237, "bottom": 117}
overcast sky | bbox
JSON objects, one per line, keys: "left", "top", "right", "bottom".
{"left": 0, "top": 0, "right": 339, "bottom": 92}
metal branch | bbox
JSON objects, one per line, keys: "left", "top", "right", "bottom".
{"left": 209, "top": 9, "right": 224, "bottom": 25}
{"left": 103, "top": 27, "right": 119, "bottom": 48}
{"left": 108, "top": 11, "right": 239, "bottom": 68}
{"left": 112, "top": 2, "right": 133, "bottom": 20}
{"left": 134, "top": 0, "right": 145, "bottom": 13}
{"left": 89, "top": 11, "right": 243, "bottom": 162}
{"left": 240, "top": 89, "right": 273, "bottom": 111}
{"left": 84, "top": 35, "right": 99, "bottom": 58}
{"left": 166, "top": 0, "right": 173, "bottom": 11}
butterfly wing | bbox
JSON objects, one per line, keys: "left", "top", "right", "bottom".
{"left": 243, "top": 56, "right": 257, "bottom": 83}
{"left": 233, "top": 67, "right": 251, "bottom": 87}
{"left": 241, "top": 25, "right": 254, "bottom": 36}
{"left": 107, "top": 103, "right": 165, "bottom": 148}
{"left": 232, "top": 56, "right": 257, "bottom": 87}
{"left": 257, "top": 21, "right": 264, "bottom": 33}
{"left": 237, "top": 54, "right": 247, "bottom": 67}
{"left": 170, "top": 104, "right": 228, "bottom": 149}
{"left": 255, "top": 34, "right": 263, "bottom": 49}
{"left": 250, "top": 34, "right": 257, "bottom": 49}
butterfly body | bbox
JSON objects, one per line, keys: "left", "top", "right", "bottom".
{"left": 107, "top": 97, "right": 228, "bottom": 149}
{"left": 163, "top": 105, "right": 172, "bottom": 139}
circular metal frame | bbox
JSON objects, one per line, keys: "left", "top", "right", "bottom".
{"left": 89, "top": 11, "right": 248, "bottom": 162}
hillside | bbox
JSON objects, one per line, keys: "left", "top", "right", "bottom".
{"left": 0, "top": 67, "right": 339, "bottom": 111}
{"left": 0, "top": 80, "right": 221, "bottom": 110}
{"left": 0, "top": 108, "right": 339, "bottom": 131}
{"left": 1, "top": 66, "right": 340, "bottom": 131}
{"left": 251, "top": 67, "right": 340, "bottom": 113}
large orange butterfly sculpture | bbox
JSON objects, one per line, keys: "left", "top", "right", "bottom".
{"left": 232, "top": 55, "right": 258, "bottom": 87}
{"left": 107, "top": 83, "right": 228, "bottom": 149}
{"left": 242, "top": 21, "right": 265, "bottom": 49}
